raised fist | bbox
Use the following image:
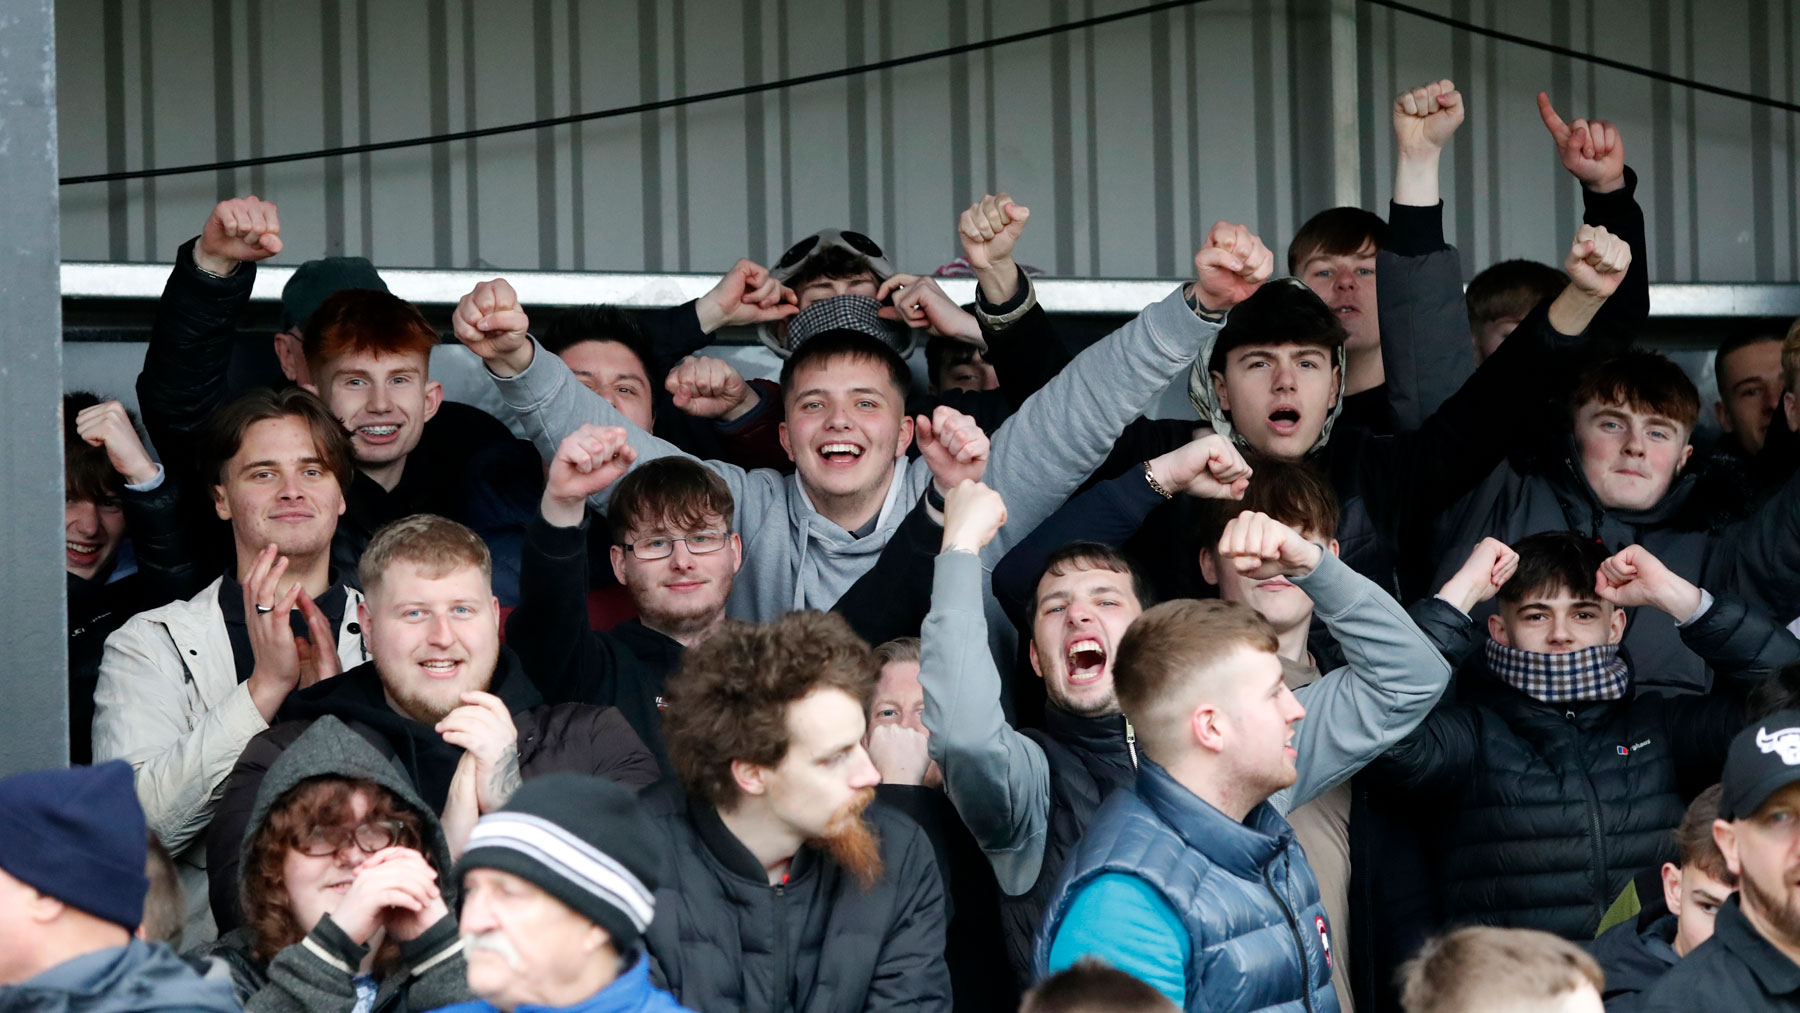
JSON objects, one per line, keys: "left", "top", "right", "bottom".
{"left": 74, "top": 400, "right": 158, "bottom": 486}
{"left": 1191, "top": 222, "right": 1274, "bottom": 315}
{"left": 543, "top": 425, "right": 637, "bottom": 526}
{"left": 1437, "top": 537, "right": 1519, "bottom": 614}
{"left": 867, "top": 723, "right": 934, "bottom": 787}
{"left": 916, "top": 406, "right": 990, "bottom": 493}
{"left": 940, "top": 480, "right": 1008, "bottom": 554}
{"left": 667, "top": 356, "right": 758, "bottom": 421}
{"left": 1217, "top": 510, "right": 1324, "bottom": 580}
{"left": 695, "top": 259, "right": 798, "bottom": 333}
{"left": 453, "top": 278, "right": 535, "bottom": 377}
{"left": 1595, "top": 544, "right": 1703, "bottom": 619}
{"left": 1146, "top": 433, "right": 1252, "bottom": 501}
{"left": 1538, "top": 92, "right": 1625, "bottom": 194}
{"left": 196, "top": 197, "right": 282, "bottom": 275}
{"left": 877, "top": 274, "right": 982, "bottom": 343}
{"left": 1564, "top": 225, "right": 1632, "bottom": 300}
{"left": 958, "top": 192, "right": 1031, "bottom": 271}
{"left": 1393, "top": 79, "right": 1465, "bottom": 159}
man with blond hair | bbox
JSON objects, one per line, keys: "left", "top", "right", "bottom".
{"left": 1401, "top": 926, "right": 1604, "bottom": 1013}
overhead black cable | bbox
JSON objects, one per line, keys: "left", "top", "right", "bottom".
{"left": 59, "top": 0, "right": 1800, "bottom": 187}
{"left": 1363, "top": 0, "right": 1800, "bottom": 115}
{"left": 58, "top": 0, "right": 1205, "bottom": 186}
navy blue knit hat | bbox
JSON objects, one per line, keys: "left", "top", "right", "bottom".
{"left": 0, "top": 760, "right": 149, "bottom": 929}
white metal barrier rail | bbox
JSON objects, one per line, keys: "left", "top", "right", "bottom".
{"left": 60, "top": 262, "right": 1800, "bottom": 318}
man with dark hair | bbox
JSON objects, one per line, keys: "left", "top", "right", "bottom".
{"left": 65, "top": 394, "right": 201, "bottom": 764}
{"left": 644, "top": 609, "right": 951, "bottom": 1012}
{"left": 1465, "top": 259, "right": 1570, "bottom": 363}
{"left": 1435, "top": 340, "right": 1800, "bottom": 694}
{"left": 538, "top": 305, "right": 661, "bottom": 430}
{"left": 1591, "top": 784, "right": 1737, "bottom": 1012}
{"left": 1287, "top": 204, "right": 1392, "bottom": 431}
{"left": 93, "top": 385, "right": 370, "bottom": 944}
{"left": 1373, "top": 534, "right": 1798, "bottom": 940}
{"left": 454, "top": 219, "right": 1276, "bottom": 622}
{"left": 1644, "top": 713, "right": 1800, "bottom": 1010}
{"left": 1711, "top": 325, "right": 1788, "bottom": 459}
{"left": 202, "top": 513, "right": 659, "bottom": 933}
{"left": 926, "top": 462, "right": 1450, "bottom": 985}
{"left": 0, "top": 762, "right": 238, "bottom": 1011}
{"left": 1402, "top": 926, "right": 1606, "bottom": 1013}
{"left": 504, "top": 425, "right": 742, "bottom": 773}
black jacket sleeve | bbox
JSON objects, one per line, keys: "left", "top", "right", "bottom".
{"left": 636, "top": 301, "right": 712, "bottom": 380}
{"left": 1666, "top": 592, "right": 1800, "bottom": 773}
{"left": 991, "top": 468, "right": 1167, "bottom": 628}
{"left": 974, "top": 270, "right": 1085, "bottom": 415}
{"left": 1376, "top": 201, "right": 1476, "bottom": 431}
{"left": 120, "top": 473, "right": 207, "bottom": 604}
{"left": 138, "top": 238, "right": 257, "bottom": 482}
{"left": 505, "top": 516, "right": 626, "bottom": 706}
{"left": 833, "top": 492, "right": 945, "bottom": 645}
{"left": 1582, "top": 167, "right": 1650, "bottom": 347}
{"left": 516, "top": 703, "right": 662, "bottom": 791}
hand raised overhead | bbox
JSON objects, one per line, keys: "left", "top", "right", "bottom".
{"left": 1437, "top": 537, "right": 1519, "bottom": 614}
{"left": 1595, "top": 544, "right": 1702, "bottom": 619}
{"left": 666, "top": 356, "right": 758, "bottom": 421}
{"left": 196, "top": 196, "right": 282, "bottom": 275}
{"left": 452, "top": 279, "right": 535, "bottom": 377}
{"left": 1216, "top": 510, "right": 1324, "bottom": 580}
{"left": 959, "top": 192, "right": 1031, "bottom": 271}
{"left": 542, "top": 424, "right": 637, "bottom": 526}
{"left": 1538, "top": 92, "right": 1625, "bottom": 194}
{"left": 940, "top": 480, "right": 1008, "bottom": 554}
{"left": 695, "top": 259, "right": 799, "bottom": 333}
{"left": 1191, "top": 222, "right": 1274, "bottom": 315}
{"left": 1146, "top": 433, "right": 1253, "bottom": 501}
{"left": 1393, "top": 79, "right": 1465, "bottom": 159}
{"left": 1563, "top": 224, "right": 1632, "bottom": 300}
{"left": 916, "top": 406, "right": 990, "bottom": 493}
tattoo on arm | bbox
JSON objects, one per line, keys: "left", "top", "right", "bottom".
{"left": 485, "top": 745, "right": 523, "bottom": 810}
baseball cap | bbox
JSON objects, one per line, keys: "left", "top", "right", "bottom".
{"left": 1719, "top": 710, "right": 1800, "bottom": 820}
{"left": 281, "top": 256, "right": 389, "bottom": 332}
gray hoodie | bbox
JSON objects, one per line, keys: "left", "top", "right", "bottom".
{"left": 488, "top": 288, "right": 1221, "bottom": 621}
{"left": 0, "top": 940, "right": 239, "bottom": 1013}
{"left": 919, "top": 546, "right": 1451, "bottom": 896}
{"left": 197, "top": 717, "right": 469, "bottom": 1013}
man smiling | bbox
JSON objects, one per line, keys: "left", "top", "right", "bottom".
{"left": 453, "top": 220, "right": 1277, "bottom": 620}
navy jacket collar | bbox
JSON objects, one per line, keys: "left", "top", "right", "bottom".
{"left": 1134, "top": 758, "right": 1291, "bottom": 881}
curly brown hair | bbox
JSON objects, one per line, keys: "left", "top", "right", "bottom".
{"left": 663, "top": 611, "right": 879, "bottom": 809}
{"left": 241, "top": 776, "right": 429, "bottom": 968}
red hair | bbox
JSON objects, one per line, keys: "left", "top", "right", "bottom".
{"left": 302, "top": 288, "right": 438, "bottom": 375}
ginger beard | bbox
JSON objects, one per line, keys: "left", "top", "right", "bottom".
{"left": 811, "top": 787, "right": 882, "bottom": 889}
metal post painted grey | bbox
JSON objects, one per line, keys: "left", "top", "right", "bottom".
{"left": 0, "top": 0, "right": 69, "bottom": 772}
{"left": 1329, "top": 0, "right": 1362, "bottom": 209}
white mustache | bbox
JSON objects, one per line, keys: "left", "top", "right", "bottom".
{"left": 464, "top": 931, "right": 525, "bottom": 970}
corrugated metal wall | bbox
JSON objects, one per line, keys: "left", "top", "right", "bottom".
{"left": 54, "top": 0, "right": 1800, "bottom": 281}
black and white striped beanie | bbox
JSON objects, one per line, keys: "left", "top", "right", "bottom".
{"left": 456, "top": 774, "right": 662, "bottom": 949}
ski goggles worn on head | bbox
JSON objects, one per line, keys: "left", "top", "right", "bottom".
{"left": 770, "top": 228, "right": 897, "bottom": 284}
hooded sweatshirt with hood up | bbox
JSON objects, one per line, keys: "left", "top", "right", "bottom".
{"left": 194, "top": 716, "right": 471, "bottom": 1013}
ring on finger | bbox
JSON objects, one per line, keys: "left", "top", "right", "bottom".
{"left": 255, "top": 603, "right": 275, "bottom": 615}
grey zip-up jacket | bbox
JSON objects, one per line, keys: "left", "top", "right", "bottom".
{"left": 919, "top": 546, "right": 1451, "bottom": 897}
{"left": 487, "top": 288, "right": 1222, "bottom": 620}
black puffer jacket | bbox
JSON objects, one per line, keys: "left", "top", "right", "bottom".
{"left": 639, "top": 781, "right": 950, "bottom": 1013}
{"left": 1370, "top": 592, "right": 1797, "bottom": 939}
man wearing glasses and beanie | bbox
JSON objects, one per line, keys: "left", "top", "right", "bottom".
{"left": 1646, "top": 711, "right": 1800, "bottom": 1011}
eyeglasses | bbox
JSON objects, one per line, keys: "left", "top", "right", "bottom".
{"left": 622, "top": 530, "right": 730, "bottom": 560}
{"left": 775, "top": 229, "right": 886, "bottom": 270}
{"left": 297, "top": 819, "right": 408, "bottom": 857}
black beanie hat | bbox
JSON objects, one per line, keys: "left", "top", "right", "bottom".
{"left": 0, "top": 760, "right": 149, "bottom": 929}
{"left": 456, "top": 774, "right": 663, "bottom": 950}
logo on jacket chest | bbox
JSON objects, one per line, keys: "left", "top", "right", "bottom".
{"left": 1316, "top": 915, "right": 1332, "bottom": 969}
{"left": 1616, "top": 739, "right": 1652, "bottom": 756}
